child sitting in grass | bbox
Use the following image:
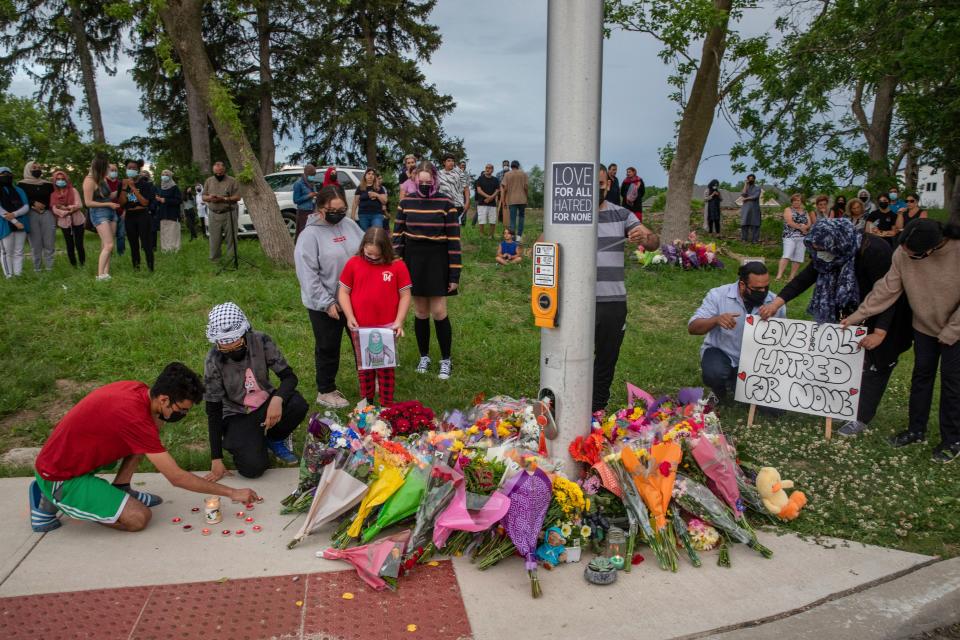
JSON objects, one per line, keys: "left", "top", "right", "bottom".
{"left": 496, "top": 228, "right": 523, "bottom": 265}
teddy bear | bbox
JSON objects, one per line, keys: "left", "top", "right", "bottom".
{"left": 755, "top": 467, "right": 807, "bottom": 520}
{"left": 536, "top": 526, "right": 568, "bottom": 570}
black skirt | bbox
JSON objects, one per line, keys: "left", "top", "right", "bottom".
{"left": 404, "top": 239, "right": 458, "bottom": 297}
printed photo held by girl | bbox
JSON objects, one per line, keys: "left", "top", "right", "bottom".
{"left": 337, "top": 227, "right": 412, "bottom": 406}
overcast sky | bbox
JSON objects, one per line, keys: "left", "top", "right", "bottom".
{"left": 8, "top": 1, "right": 783, "bottom": 186}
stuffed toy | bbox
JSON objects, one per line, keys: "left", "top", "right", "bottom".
{"left": 755, "top": 467, "right": 807, "bottom": 521}
{"left": 536, "top": 526, "right": 568, "bottom": 569}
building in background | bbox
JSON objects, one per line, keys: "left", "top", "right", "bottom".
{"left": 898, "top": 165, "right": 946, "bottom": 208}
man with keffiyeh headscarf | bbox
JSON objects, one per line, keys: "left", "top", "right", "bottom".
{"left": 203, "top": 302, "right": 309, "bottom": 480}
{"left": 760, "top": 218, "right": 913, "bottom": 437}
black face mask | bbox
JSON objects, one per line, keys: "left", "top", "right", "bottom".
{"left": 742, "top": 286, "right": 768, "bottom": 309}
{"left": 225, "top": 346, "right": 247, "bottom": 362}
{"left": 878, "top": 202, "right": 889, "bottom": 210}
{"left": 418, "top": 184, "right": 432, "bottom": 198}
{"left": 214, "top": 174, "right": 225, "bottom": 181}
{"left": 31, "top": 169, "right": 42, "bottom": 178}
{"left": 325, "top": 211, "right": 346, "bottom": 225}
{"left": 160, "top": 403, "right": 188, "bottom": 423}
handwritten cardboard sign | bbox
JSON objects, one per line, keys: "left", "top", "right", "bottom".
{"left": 734, "top": 315, "right": 865, "bottom": 420}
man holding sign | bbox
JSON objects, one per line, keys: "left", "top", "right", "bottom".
{"left": 688, "top": 262, "right": 785, "bottom": 403}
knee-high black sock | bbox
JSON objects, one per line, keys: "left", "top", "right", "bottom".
{"left": 434, "top": 316, "right": 452, "bottom": 360}
{"left": 414, "top": 317, "right": 431, "bottom": 357}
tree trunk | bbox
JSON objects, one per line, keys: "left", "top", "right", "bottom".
{"left": 255, "top": 2, "right": 276, "bottom": 173}
{"left": 661, "top": 0, "right": 731, "bottom": 244}
{"left": 159, "top": 0, "right": 293, "bottom": 266}
{"left": 944, "top": 166, "right": 956, "bottom": 217}
{"left": 184, "top": 73, "right": 211, "bottom": 174}
{"left": 947, "top": 170, "right": 960, "bottom": 226}
{"left": 903, "top": 147, "right": 918, "bottom": 193}
{"left": 362, "top": 13, "right": 378, "bottom": 169}
{"left": 68, "top": 7, "right": 106, "bottom": 144}
{"left": 853, "top": 75, "right": 898, "bottom": 188}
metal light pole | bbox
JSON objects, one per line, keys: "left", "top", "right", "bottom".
{"left": 539, "top": 0, "right": 603, "bottom": 473}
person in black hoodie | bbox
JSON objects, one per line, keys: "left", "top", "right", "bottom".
{"left": 705, "top": 179, "right": 722, "bottom": 235}
{"left": 121, "top": 159, "right": 156, "bottom": 271}
{"left": 759, "top": 218, "right": 912, "bottom": 437}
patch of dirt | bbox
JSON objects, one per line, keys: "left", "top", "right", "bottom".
{"left": 0, "top": 379, "right": 99, "bottom": 449}
{"left": 182, "top": 442, "right": 210, "bottom": 452}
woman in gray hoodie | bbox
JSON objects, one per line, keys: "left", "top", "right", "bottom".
{"left": 294, "top": 185, "right": 363, "bottom": 409}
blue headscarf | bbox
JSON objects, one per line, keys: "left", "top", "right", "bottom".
{"left": 803, "top": 218, "right": 861, "bottom": 323}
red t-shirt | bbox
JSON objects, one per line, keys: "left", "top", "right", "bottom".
{"left": 338, "top": 256, "right": 412, "bottom": 326}
{"left": 35, "top": 381, "right": 166, "bottom": 481}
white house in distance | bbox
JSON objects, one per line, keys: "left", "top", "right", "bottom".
{"left": 898, "top": 165, "right": 946, "bottom": 208}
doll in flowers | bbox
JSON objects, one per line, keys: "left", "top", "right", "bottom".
{"left": 536, "top": 527, "right": 567, "bottom": 569}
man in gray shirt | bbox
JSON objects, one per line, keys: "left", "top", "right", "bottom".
{"left": 739, "top": 173, "right": 762, "bottom": 243}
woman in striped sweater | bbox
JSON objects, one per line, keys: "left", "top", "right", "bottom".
{"left": 392, "top": 161, "right": 461, "bottom": 380}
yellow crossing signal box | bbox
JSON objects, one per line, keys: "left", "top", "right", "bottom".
{"left": 531, "top": 242, "right": 559, "bottom": 328}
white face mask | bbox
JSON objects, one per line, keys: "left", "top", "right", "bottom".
{"left": 816, "top": 250, "right": 835, "bottom": 263}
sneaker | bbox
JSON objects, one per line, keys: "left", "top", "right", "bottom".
{"left": 438, "top": 359, "right": 452, "bottom": 380}
{"left": 266, "top": 438, "right": 298, "bottom": 465}
{"left": 416, "top": 356, "right": 431, "bottom": 374}
{"left": 888, "top": 430, "right": 926, "bottom": 448}
{"left": 28, "top": 480, "right": 61, "bottom": 533}
{"left": 114, "top": 483, "right": 164, "bottom": 508}
{"left": 931, "top": 443, "right": 960, "bottom": 464}
{"left": 837, "top": 420, "right": 869, "bottom": 437}
{"left": 316, "top": 389, "right": 349, "bottom": 409}
{"left": 95, "top": 274, "right": 111, "bottom": 281}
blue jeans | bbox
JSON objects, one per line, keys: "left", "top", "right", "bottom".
{"left": 701, "top": 347, "right": 737, "bottom": 400}
{"left": 116, "top": 217, "right": 126, "bottom": 255}
{"left": 509, "top": 204, "right": 526, "bottom": 236}
{"left": 358, "top": 212, "right": 383, "bottom": 232}
{"left": 89, "top": 207, "right": 117, "bottom": 227}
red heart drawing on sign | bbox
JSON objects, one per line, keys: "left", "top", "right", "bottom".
{"left": 849, "top": 388, "right": 859, "bottom": 395}
{"left": 738, "top": 372, "right": 747, "bottom": 381}
{"left": 855, "top": 328, "right": 866, "bottom": 337}
{"left": 746, "top": 316, "right": 754, "bottom": 325}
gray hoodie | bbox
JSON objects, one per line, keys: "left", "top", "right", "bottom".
{"left": 294, "top": 214, "right": 363, "bottom": 312}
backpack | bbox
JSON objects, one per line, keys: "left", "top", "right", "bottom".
{"left": 625, "top": 182, "right": 639, "bottom": 205}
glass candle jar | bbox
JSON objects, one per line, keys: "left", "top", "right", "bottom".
{"left": 205, "top": 496, "right": 222, "bottom": 525}
{"left": 606, "top": 526, "right": 626, "bottom": 569}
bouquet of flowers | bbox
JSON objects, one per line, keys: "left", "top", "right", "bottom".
{"left": 672, "top": 472, "right": 772, "bottom": 566}
{"left": 621, "top": 443, "right": 682, "bottom": 572}
{"left": 282, "top": 413, "right": 363, "bottom": 514}
{"left": 321, "top": 530, "right": 411, "bottom": 591}
{"left": 340, "top": 452, "right": 407, "bottom": 544}
{"left": 288, "top": 448, "right": 372, "bottom": 549}
{"left": 380, "top": 401, "right": 436, "bottom": 436}
{"left": 361, "top": 465, "right": 428, "bottom": 542}
{"left": 500, "top": 467, "right": 554, "bottom": 598}
{"left": 405, "top": 458, "right": 458, "bottom": 563}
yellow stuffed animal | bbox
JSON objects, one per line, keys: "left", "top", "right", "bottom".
{"left": 755, "top": 467, "right": 807, "bottom": 521}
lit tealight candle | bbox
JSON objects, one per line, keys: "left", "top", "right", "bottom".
{"left": 202, "top": 528, "right": 212, "bottom": 536}
{"left": 221, "top": 529, "right": 231, "bottom": 536}
{"left": 235, "top": 511, "right": 245, "bottom": 518}
{"left": 235, "top": 529, "right": 245, "bottom": 536}
{"left": 252, "top": 525, "right": 262, "bottom": 532}
{"left": 245, "top": 517, "right": 254, "bottom": 523}
{"left": 171, "top": 517, "right": 182, "bottom": 524}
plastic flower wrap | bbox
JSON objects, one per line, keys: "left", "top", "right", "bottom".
{"left": 501, "top": 467, "right": 553, "bottom": 598}
{"left": 346, "top": 453, "right": 406, "bottom": 539}
{"left": 406, "top": 459, "right": 459, "bottom": 560}
{"left": 288, "top": 449, "right": 371, "bottom": 548}
{"left": 362, "top": 465, "right": 428, "bottom": 542}
{"left": 321, "top": 530, "right": 410, "bottom": 591}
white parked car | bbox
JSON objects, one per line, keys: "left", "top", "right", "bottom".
{"left": 236, "top": 166, "right": 365, "bottom": 237}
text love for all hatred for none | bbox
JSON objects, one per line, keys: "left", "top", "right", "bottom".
{"left": 735, "top": 315, "right": 866, "bottom": 420}
{"left": 551, "top": 162, "right": 594, "bottom": 224}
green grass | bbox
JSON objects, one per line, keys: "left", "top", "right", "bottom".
{"left": 1, "top": 209, "right": 956, "bottom": 558}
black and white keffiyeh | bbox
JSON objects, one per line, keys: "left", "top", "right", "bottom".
{"left": 206, "top": 302, "right": 251, "bottom": 344}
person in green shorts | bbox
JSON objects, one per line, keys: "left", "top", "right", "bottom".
{"left": 30, "top": 362, "right": 260, "bottom": 533}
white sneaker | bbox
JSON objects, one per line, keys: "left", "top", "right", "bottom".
{"left": 96, "top": 274, "right": 112, "bottom": 281}
{"left": 416, "top": 356, "right": 431, "bottom": 374}
{"left": 438, "top": 359, "right": 452, "bottom": 380}
{"left": 316, "top": 390, "right": 349, "bottom": 408}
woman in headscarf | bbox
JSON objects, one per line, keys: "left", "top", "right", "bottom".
{"left": 392, "top": 160, "right": 461, "bottom": 381}
{"left": 857, "top": 188, "right": 877, "bottom": 216}
{"left": 760, "top": 218, "right": 912, "bottom": 437}
{"left": 0, "top": 166, "right": 31, "bottom": 278}
{"left": 705, "top": 179, "right": 722, "bottom": 235}
{"left": 829, "top": 194, "right": 847, "bottom": 218}
{"left": 156, "top": 169, "right": 183, "bottom": 253}
{"left": 50, "top": 169, "right": 86, "bottom": 267}
{"left": 844, "top": 219, "right": 960, "bottom": 463}
{"left": 202, "top": 302, "right": 309, "bottom": 479}
{"left": 19, "top": 161, "right": 56, "bottom": 271}
{"left": 321, "top": 166, "right": 339, "bottom": 188}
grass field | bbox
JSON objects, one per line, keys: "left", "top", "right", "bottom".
{"left": 1, "top": 207, "right": 956, "bottom": 558}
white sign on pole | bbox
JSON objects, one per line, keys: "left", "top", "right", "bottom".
{"left": 734, "top": 315, "right": 866, "bottom": 420}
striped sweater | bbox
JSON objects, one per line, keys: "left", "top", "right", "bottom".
{"left": 597, "top": 203, "right": 641, "bottom": 302}
{"left": 393, "top": 194, "right": 462, "bottom": 284}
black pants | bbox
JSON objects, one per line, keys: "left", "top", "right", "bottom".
{"left": 708, "top": 209, "right": 721, "bottom": 234}
{"left": 740, "top": 224, "right": 760, "bottom": 243}
{"left": 857, "top": 357, "right": 897, "bottom": 424}
{"left": 223, "top": 391, "right": 309, "bottom": 478}
{"left": 184, "top": 208, "right": 198, "bottom": 239}
{"left": 908, "top": 331, "right": 960, "bottom": 446}
{"left": 308, "top": 308, "right": 347, "bottom": 394}
{"left": 61, "top": 224, "right": 86, "bottom": 266}
{"left": 125, "top": 210, "right": 155, "bottom": 270}
{"left": 593, "top": 301, "right": 628, "bottom": 413}
{"left": 701, "top": 347, "right": 738, "bottom": 401}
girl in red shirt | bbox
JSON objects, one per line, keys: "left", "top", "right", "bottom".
{"left": 338, "top": 227, "right": 412, "bottom": 406}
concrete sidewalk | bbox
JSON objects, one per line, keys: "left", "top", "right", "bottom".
{"left": 0, "top": 469, "right": 954, "bottom": 639}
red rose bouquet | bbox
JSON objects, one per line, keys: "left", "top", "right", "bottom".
{"left": 380, "top": 401, "right": 436, "bottom": 436}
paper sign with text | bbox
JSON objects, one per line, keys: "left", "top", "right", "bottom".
{"left": 734, "top": 315, "right": 866, "bottom": 420}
